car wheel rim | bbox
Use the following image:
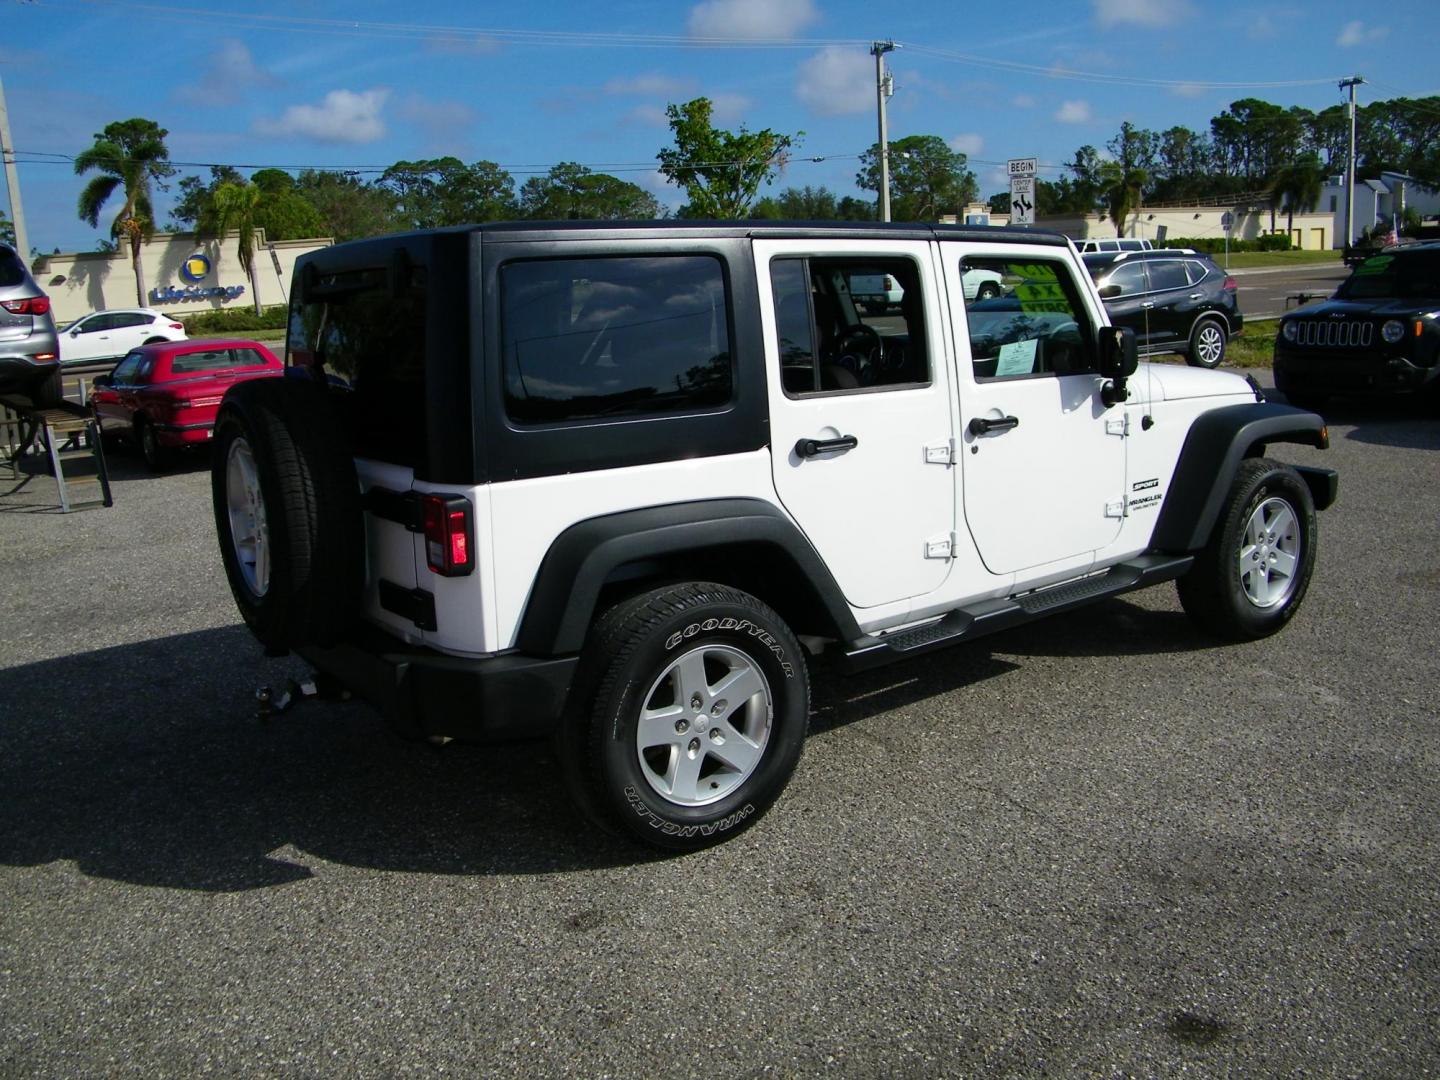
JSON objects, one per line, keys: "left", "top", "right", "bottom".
{"left": 1238, "top": 496, "right": 1300, "bottom": 609}
{"left": 635, "top": 644, "right": 773, "bottom": 807}
{"left": 225, "top": 437, "right": 270, "bottom": 598}
{"left": 1197, "top": 325, "right": 1224, "bottom": 366}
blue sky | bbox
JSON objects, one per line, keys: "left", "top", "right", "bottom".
{"left": 1, "top": 0, "right": 1435, "bottom": 253}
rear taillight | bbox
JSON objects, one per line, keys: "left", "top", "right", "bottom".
{"left": 169, "top": 322, "right": 185, "bottom": 330}
{"left": 1, "top": 296, "right": 50, "bottom": 315}
{"left": 1222, "top": 276, "right": 1237, "bottom": 292}
{"left": 422, "top": 493, "right": 474, "bottom": 577}
{"left": 883, "top": 275, "right": 895, "bottom": 290}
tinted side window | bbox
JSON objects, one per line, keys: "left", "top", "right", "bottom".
{"left": 1146, "top": 261, "right": 1190, "bottom": 291}
{"left": 1183, "top": 261, "right": 1212, "bottom": 286}
{"left": 501, "top": 255, "right": 731, "bottom": 425}
{"left": 1106, "top": 263, "right": 1147, "bottom": 296}
{"left": 288, "top": 263, "right": 428, "bottom": 467}
{"left": 961, "top": 257, "right": 1097, "bottom": 380}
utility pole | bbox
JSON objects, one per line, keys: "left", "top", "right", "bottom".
{"left": 1339, "top": 76, "right": 1364, "bottom": 250}
{"left": 0, "top": 73, "right": 30, "bottom": 259}
{"left": 872, "top": 40, "right": 897, "bottom": 223}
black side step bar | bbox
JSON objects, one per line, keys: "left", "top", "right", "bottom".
{"left": 841, "top": 554, "right": 1194, "bottom": 672}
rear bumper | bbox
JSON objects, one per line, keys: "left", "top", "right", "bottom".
{"left": 153, "top": 420, "right": 216, "bottom": 447}
{"left": 298, "top": 625, "right": 579, "bottom": 743}
{"left": 0, "top": 355, "right": 62, "bottom": 404}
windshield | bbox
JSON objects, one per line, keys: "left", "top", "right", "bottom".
{"left": 1336, "top": 250, "right": 1440, "bottom": 301}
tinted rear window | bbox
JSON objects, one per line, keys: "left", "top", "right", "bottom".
{"left": 287, "top": 264, "right": 428, "bottom": 467}
{"left": 500, "top": 255, "right": 731, "bottom": 425}
{"left": 0, "top": 248, "right": 27, "bottom": 288}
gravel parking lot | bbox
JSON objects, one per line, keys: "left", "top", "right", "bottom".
{"left": 1, "top": 381, "right": 1436, "bottom": 1078}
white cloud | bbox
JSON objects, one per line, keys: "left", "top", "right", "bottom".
{"left": 1337, "top": 20, "right": 1389, "bottom": 47}
{"left": 796, "top": 46, "right": 873, "bottom": 117}
{"left": 708, "top": 93, "right": 753, "bottom": 125}
{"left": 1094, "top": 0, "right": 1194, "bottom": 28}
{"left": 1055, "top": 99, "right": 1093, "bottom": 124}
{"left": 627, "top": 104, "right": 671, "bottom": 128}
{"left": 396, "top": 94, "right": 477, "bottom": 135}
{"left": 424, "top": 34, "right": 501, "bottom": 55}
{"left": 1012, "top": 93, "right": 1037, "bottom": 109}
{"left": 179, "top": 39, "right": 276, "bottom": 101}
{"left": 1169, "top": 83, "right": 1206, "bottom": 98}
{"left": 604, "top": 74, "right": 699, "bottom": 98}
{"left": 949, "top": 133, "right": 984, "bottom": 157}
{"left": 688, "top": 0, "right": 818, "bottom": 39}
{"left": 254, "top": 89, "right": 389, "bottom": 144}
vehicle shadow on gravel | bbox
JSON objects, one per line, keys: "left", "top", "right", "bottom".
{"left": 1272, "top": 392, "right": 1438, "bottom": 451}
{"left": 0, "top": 625, "right": 657, "bottom": 892}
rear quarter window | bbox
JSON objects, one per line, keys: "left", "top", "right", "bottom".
{"left": 500, "top": 254, "right": 731, "bottom": 425}
{"left": 0, "top": 248, "right": 29, "bottom": 288}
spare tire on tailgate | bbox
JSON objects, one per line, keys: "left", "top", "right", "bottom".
{"left": 211, "top": 376, "right": 363, "bottom": 653}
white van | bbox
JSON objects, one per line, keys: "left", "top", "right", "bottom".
{"left": 1076, "top": 238, "right": 1155, "bottom": 253}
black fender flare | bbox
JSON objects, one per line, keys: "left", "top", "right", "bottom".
{"left": 1151, "top": 402, "right": 1335, "bottom": 554}
{"left": 514, "top": 498, "right": 861, "bottom": 655}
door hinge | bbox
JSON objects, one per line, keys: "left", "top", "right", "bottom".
{"left": 1104, "top": 499, "right": 1127, "bottom": 519}
{"left": 1105, "top": 415, "right": 1130, "bottom": 437}
{"left": 925, "top": 532, "right": 956, "bottom": 559}
{"left": 924, "top": 438, "right": 956, "bottom": 465}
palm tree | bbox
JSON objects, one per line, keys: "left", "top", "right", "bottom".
{"left": 203, "top": 181, "right": 265, "bottom": 315}
{"left": 74, "top": 118, "right": 175, "bottom": 306}
{"left": 1271, "top": 158, "right": 1325, "bottom": 246}
{"left": 1100, "top": 162, "right": 1147, "bottom": 238}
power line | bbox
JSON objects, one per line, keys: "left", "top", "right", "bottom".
{"left": 49, "top": 0, "right": 1353, "bottom": 89}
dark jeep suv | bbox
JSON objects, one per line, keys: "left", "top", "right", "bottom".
{"left": 1084, "top": 249, "right": 1243, "bottom": 369}
{"left": 1274, "top": 242, "right": 1440, "bottom": 408}
{"left": 0, "top": 241, "right": 61, "bottom": 406}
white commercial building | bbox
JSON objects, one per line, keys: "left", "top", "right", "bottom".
{"left": 1319, "top": 171, "right": 1440, "bottom": 246}
{"left": 31, "top": 228, "right": 331, "bottom": 325}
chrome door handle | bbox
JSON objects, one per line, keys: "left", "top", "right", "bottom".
{"left": 1188, "top": 292, "right": 1204, "bottom": 299}
{"left": 1140, "top": 301, "right": 1155, "bottom": 309}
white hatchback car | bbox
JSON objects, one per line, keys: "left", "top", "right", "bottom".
{"left": 58, "top": 308, "right": 187, "bottom": 365}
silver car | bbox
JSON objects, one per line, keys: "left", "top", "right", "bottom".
{"left": 0, "top": 242, "right": 61, "bottom": 406}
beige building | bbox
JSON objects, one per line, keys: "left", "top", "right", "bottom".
{"left": 31, "top": 228, "right": 332, "bottom": 325}
{"left": 950, "top": 202, "right": 1333, "bottom": 251}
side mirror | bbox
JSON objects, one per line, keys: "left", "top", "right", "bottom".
{"left": 1098, "top": 326, "right": 1138, "bottom": 379}
{"left": 1097, "top": 284, "right": 1122, "bottom": 300}
{"left": 1097, "top": 326, "right": 1138, "bottom": 407}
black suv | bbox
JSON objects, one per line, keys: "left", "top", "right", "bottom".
{"left": 1084, "top": 249, "right": 1243, "bottom": 369}
{"left": 1274, "top": 242, "right": 1440, "bottom": 408}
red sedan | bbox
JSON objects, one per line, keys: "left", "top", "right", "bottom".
{"left": 91, "top": 339, "right": 283, "bottom": 469}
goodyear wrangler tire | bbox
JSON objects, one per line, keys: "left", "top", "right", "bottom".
{"left": 211, "top": 377, "right": 363, "bottom": 653}
{"left": 1176, "top": 458, "right": 1317, "bottom": 642}
{"left": 566, "top": 583, "right": 810, "bottom": 852}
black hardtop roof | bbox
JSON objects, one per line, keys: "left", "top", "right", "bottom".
{"left": 307, "top": 219, "right": 1072, "bottom": 264}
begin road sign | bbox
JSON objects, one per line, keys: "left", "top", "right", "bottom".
{"left": 1007, "top": 157, "right": 1038, "bottom": 178}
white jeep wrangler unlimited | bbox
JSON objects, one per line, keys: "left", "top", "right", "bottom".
{"left": 211, "top": 222, "right": 1336, "bottom": 851}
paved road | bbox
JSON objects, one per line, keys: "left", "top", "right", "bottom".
{"left": 1231, "top": 262, "right": 1349, "bottom": 320}
{"left": 1, "top": 380, "right": 1436, "bottom": 1078}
